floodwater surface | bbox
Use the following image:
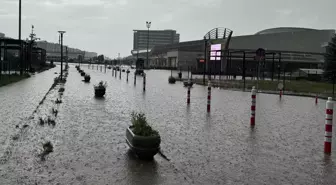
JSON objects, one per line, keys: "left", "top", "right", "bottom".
{"left": 0, "top": 64, "right": 336, "bottom": 185}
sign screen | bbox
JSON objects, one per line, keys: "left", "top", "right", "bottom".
{"left": 210, "top": 44, "right": 221, "bottom": 61}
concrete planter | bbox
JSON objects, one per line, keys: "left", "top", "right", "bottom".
{"left": 168, "top": 76, "right": 176, "bottom": 84}
{"left": 81, "top": 72, "right": 85, "bottom": 76}
{"left": 126, "top": 126, "right": 160, "bottom": 159}
{"left": 94, "top": 88, "right": 106, "bottom": 97}
{"left": 183, "top": 80, "right": 194, "bottom": 87}
{"left": 84, "top": 76, "right": 91, "bottom": 82}
{"left": 135, "top": 69, "right": 144, "bottom": 76}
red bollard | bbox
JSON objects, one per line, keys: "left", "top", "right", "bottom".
{"left": 325, "top": 97, "right": 333, "bottom": 154}
{"left": 207, "top": 81, "right": 211, "bottom": 112}
{"left": 251, "top": 86, "right": 256, "bottom": 126}
{"left": 187, "top": 80, "right": 191, "bottom": 105}
{"left": 279, "top": 90, "right": 282, "bottom": 99}
{"left": 315, "top": 94, "right": 318, "bottom": 104}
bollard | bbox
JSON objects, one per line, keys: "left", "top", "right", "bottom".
{"left": 112, "top": 69, "right": 114, "bottom": 76}
{"left": 325, "top": 97, "right": 333, "bottom": 154}
{"left": 97, "top": 65, "right": 98, "bottom": 70}
{"left": 143, "top": 73, "right": 146, "bottom": 92}
{"left": 100, "top": 66, "right": 102, "bottom": 72}
{"left": 88, "top": 64, "right": 89, "bottom": 69}
{"left": 187, "top": 79, "right": 191, "bottom": 105}
{"left": 115, "top": 69, "right": 117, "bottom": 77}
{"left": 119, "top": 69, "right": 121, "bottom": 79}
{"left": 134, "top": 72, "right": 136, "bottom": 86}
{"left": 207, "top": 81, "right": 211, "bottom": 112}
{"left": 279, "top": 90, "right": 282, "bottom": 99}
{"left": 127, "top": 72, "right": 129, "bottom": 82}
{"left": 251, "top": 86, "right": 257, "bottom": 126}
{"left": 315, "top": 94, "right": 318, "bottom": 104}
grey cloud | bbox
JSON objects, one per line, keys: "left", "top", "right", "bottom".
{"left": 0, "top": 0, "right": 335, "bottom": 58}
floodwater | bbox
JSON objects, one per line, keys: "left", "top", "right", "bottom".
{"left": 0, "top": 64, "right": 336, "bottom": 184}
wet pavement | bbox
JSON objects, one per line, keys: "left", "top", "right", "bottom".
{"left": 1, "top": 64, "right": 336, "bottom": 184}
{"left": 0, "top": 66, "right": 59, "bottom": 154}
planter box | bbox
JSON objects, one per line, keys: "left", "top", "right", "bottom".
{"left": 135, "top": 69, "right": 144, "bottom": 76}
{"left": 183, "top": 81, "right": 194, "bottom": 87}
{"left": 84, "top": 76, "right": 91, "bottom": 82}
{"left": 81, "top": 72, "right": 85, "bottom": 76}
{"left": 168, "top": 76, "right": 176, "bottom": 84}
{"left": 126, "top": 126, "right": 160, "bottom": 159}
{"left": 94, "top": 88, "right": 106, "bottom": 97}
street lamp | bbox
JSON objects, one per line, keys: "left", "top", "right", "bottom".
{"left": 58, "top": 31, "right": 66, "bottom": 80}
{"left": 19, "top": 0, "right": 23, "bottom": 75}
{"left": 146, "top": 21, "right": 151, "bottom": 69}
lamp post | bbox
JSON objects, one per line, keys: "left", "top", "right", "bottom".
{"left": 58, "top": 31, "right": 66, "bottom": 80}
{"left": 146, "top": 21, "right": 151, "bottom": 69}
{"left": 19, "top": 0, "right": 23, "bottom": 75}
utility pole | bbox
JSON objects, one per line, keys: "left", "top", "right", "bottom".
{"left": 146, "top": 21, "right": 151, "bottom": 69}
{"left": 19, "top": 0, "right": 23, "bottom": 75}
{"left": 58, "top": 31, "right": 66, "bottom": 80}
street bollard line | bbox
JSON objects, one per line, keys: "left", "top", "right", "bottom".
{"left": 207, "top": 81, "right": 211, "bottom": 112}
{"left": 251, "top": 86, "right": 256, "bottom": 126}
{"left": 324, "top": 97, "right": 333, "bottom": 154}
{"left": 143, "top": 73, "right": 146, "bottom": 92}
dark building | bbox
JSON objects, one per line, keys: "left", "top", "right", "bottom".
{"left": 149, "top": 27, "right": 335, "bottom": 75}
{"left": 132, "top": 29, "right": 180, "bottom": 51}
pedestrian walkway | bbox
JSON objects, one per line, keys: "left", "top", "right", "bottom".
{"left": 0, "top": 66, "right": 59, "bottom": 154}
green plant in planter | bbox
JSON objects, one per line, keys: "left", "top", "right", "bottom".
{"left": 94, "top": 81, "right": 107, "bottom": 97}
{"left": 131, "top": 112, "right": 159, "bottom": 137}
{"left": 126, "top": 112, "right": 161, "bottom": 159}
{"left": 94, "top": 81, "right": 107, "bottom": 89}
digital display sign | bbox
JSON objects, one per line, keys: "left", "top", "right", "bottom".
{"left": 210, "top": 44, "right": 221, "bottom": 61}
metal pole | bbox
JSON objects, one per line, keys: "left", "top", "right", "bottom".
{"left": 66, "top": 46, "right": 68, "bottom": 66}
{"left": 0, "top": 41, "right": 2, "bottom": 80}
{"left": 146, "top": 22, "right": 151, "bottom": 69}
{"left": 243, "top": 52, "right": 246, "bottom": 91}
{"left": 60, "top": 33, "right": 63, "bottom": 80}
{"left": 19, "top": 0, "right": 23, "bottom": 75}
{"left": 256, "top": 58, "right": 261, "bottom": 91}
{"left": 203, "top": 39, "right": 206, "bottom": 85}
{"left": 333, "top": 72, "right": 335, "bottom": 98}
{"left": 271, "top": 53, "right": 275, "bottom": 81}
{"left": 278, "top": 53, "right": 281, "bottom": 81}
{"left": 283, "top": 63, "right": 286, "bottom": 92}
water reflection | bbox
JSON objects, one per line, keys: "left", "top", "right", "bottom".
{"left": 126, "top": 150, "right": 159, "bottom": 185}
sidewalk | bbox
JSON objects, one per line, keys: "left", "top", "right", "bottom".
{"left": 177, "top": 77, "right": 334, "bottom": 99}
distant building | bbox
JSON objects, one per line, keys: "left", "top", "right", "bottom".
{"left": 0, "top": 32, "right": 5, "bottom": 38}
{"left": 150, "top": 27, "right": 336, "bottom": 74}
{"left": 132, "top": 29, "right": 180, "bottom": 67}
{"left": 36, "top": 41, "right": 97, "bottom": 61}
{"left": 132, "top": 29, "right": 179, "bottom": 52}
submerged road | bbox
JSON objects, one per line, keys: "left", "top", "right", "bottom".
{"left": 0, "top": 64, "right": 336, "bottom": 184}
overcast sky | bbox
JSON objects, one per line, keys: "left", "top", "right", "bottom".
{"left": 0, "top": 0, "right": 335, "bottom": 58}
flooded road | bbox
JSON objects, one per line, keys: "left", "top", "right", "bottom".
{"left": 1, "top": 64, "right": 336, "bottom": 184}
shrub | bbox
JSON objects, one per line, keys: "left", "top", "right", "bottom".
{"left": 58, "top": 87, "right": 65, "bottom": 92}
{"left": 131, "top": 112, "right": 159, "bottom": 137}
{"left": 94, "top": 81, "right": 107, "bottom": 89}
